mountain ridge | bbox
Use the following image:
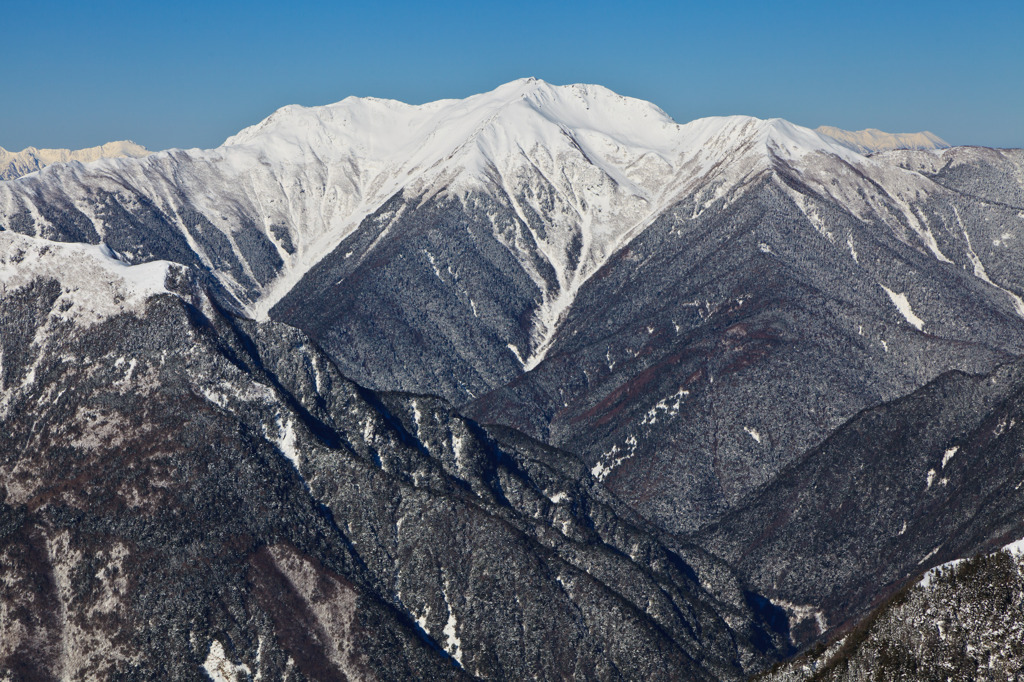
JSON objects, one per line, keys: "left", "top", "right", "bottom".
{"left": 0, "top": 81, "right": 968, "bottom": 336}
{"left": 0, "top": 233, "right": 786, "bottom": 678}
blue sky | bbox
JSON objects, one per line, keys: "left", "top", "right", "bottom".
{"left": 3, "top": 0, "right": 1021, "bottom": 150}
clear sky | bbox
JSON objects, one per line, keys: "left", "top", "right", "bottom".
{"left": 3, "top": 0, "right": 1021, "bottom": 151}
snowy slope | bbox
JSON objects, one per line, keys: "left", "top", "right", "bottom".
{"left": 220, "top": 78, "right": 878, "bottom": 338}
{"left": 0, "top": 230, "right": 183, "bottom": 419}
{"left": 0, "top": 231, "right": 177, "bottom": 329}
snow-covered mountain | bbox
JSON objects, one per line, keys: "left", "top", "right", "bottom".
{"left": 815, "top": 126, "right": 950, "bottom": 154}
{"left": 3, "top": 77, "right": 1024, "bottom": 678}
{"left": 0, "top": 81, "right": 972, "bottom": 330}
{"left": 2, "top": 79, "right": 1023, "bottom": 538}
{"left": 0, "top": 140, "right": 149, "bottom": 180}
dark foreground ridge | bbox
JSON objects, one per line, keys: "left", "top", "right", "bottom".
{"left": 0, "top": 262, "right": 786, "bottom": 679}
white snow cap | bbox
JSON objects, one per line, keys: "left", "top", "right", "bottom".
{"left": 219, "top": 78, "right": 868, "bottom": 330}
{"left": 222, "top": 77, "right": 862, "bottom": 193}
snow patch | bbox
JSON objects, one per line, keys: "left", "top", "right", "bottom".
{"left": 507, "top": 343, "right": 527, "bottom": 367}
{"left": 202, "top": 640, "right": 252, "bottom": 682}
{"left": 775, "top": 599, "right": 829, "bottom": 636}
{"left": 276, "top": 416, "right": 302, "bottom": 470}
{"left": 413, "top": 605, "right": 431, "bottom": 635}
{"left": 918, "top": 545, "right": 943, "bottom": 566}
{"left": 591, "top": 461, "right": 612, "bottom": 480}
{"left": 640, "top": 387, "right": 689, "bottom": 425}
{"left": 441, "top": 579, "right": 463, "bottom": 666}
{"left": 880, "top": 285, "right": 924, "bottom": 331}
{"left": 590, "top": 435, "right": 639, "bottom": 482}
{"left": 451, "top": 432, "right": 469, "bottom": 473}
{"left": 112, "top": 357, "right": 138, "bottom": 388}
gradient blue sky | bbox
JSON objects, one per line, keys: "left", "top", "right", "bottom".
{"left": 3, "top": 0, "right": 1021, "bottom": 151}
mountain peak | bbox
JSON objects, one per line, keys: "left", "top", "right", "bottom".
{"left": 225, "top": 79, "right": 675, "bottom": 143}
{"left": 676, "top": 115, "right": 862, "bottom": 161}
{"left": 221, "top": 81, "right": 867, "bottom": 179}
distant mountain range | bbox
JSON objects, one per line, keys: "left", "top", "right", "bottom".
{"left": 815, "top": 126, "right": 950, "bottom": 154}
{"left": 0, "top": 122, "right": 947, "bottom": 183}
{"left": 2, "top": 79, "right": 1022, "bottom": 678}
{"left": 0, "top": 140, "right": 149, "bottom": 180}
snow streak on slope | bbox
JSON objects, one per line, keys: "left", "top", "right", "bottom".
{"left": 880, "top": 285, "right": 925, "bottom": 331}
